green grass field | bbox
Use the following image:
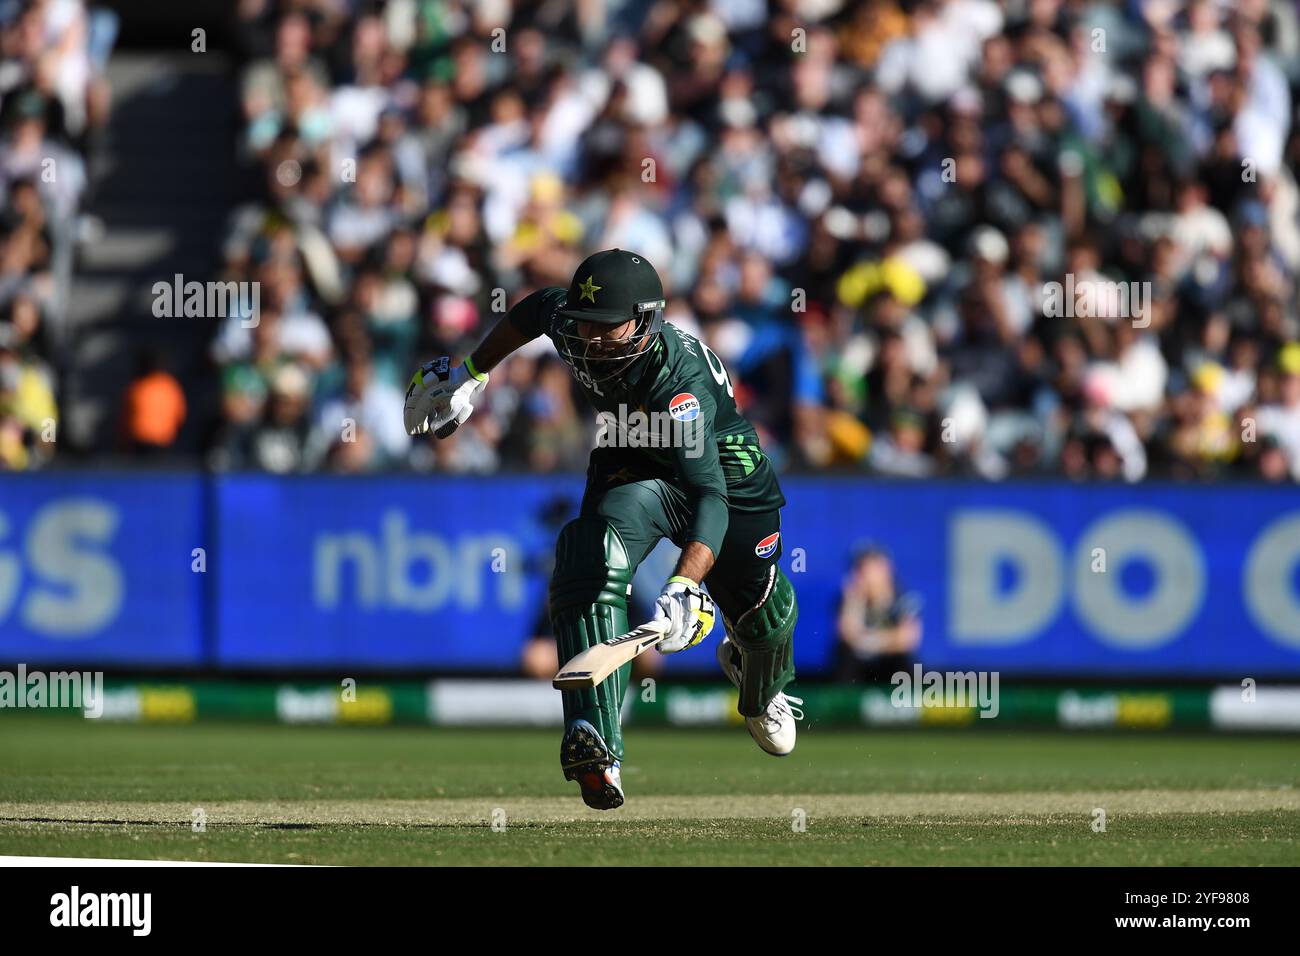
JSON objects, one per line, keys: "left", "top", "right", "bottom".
{"left": 1, "top": 717, "right": 1297, "bottom": 865}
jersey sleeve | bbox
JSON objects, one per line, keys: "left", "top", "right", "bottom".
{"left": 506, "top": 287, "right": 563, "bottom": 340}
{"left": 649, "top": 363, "right": 730, "bottom": 559}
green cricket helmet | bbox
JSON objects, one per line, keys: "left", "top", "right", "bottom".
{"left": 554, "top": 248, "right": 666, "bottom": 385}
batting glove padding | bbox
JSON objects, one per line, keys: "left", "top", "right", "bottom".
{"left": 653, "top": 576, "right": 716, "bottom": 653}
{"left": 403, "top": 356, "right": 487, "bottom": 437}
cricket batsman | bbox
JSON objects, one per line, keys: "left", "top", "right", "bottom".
{"left": 403, "top": 249, "right": 800, "bottom": 809}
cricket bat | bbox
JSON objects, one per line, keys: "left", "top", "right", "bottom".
{"left": 552, "top": 620, "right": 670, "bottom": 691}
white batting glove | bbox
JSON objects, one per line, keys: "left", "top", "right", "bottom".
{"left": 403, "top": 356, "right": 488, "bottom": 438}
{"left": 654, "top": 576, "right": 716, "bottom": 653}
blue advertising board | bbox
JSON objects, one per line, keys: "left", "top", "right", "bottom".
{"left": 0, "top": 474, "right": 206, "bottom": 665}
{"left": 214, "top": 474, "right": 583, "bottom": 669}
{"left": 779, "top": 479, "right": 1300, "bottom": 677}
{"left": 3, "top": 473, "right": 1300, "bottom": 677}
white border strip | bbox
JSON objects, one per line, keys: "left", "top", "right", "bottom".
{"left": 1210, "top": 686, "right": 1300, "bottom": 730}
{"left": 0, "top": 855, "right": 302, "bottom": 867}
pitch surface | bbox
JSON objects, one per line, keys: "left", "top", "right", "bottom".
{"left": 1, "top": 719, "right": 1296, "bottom": 865}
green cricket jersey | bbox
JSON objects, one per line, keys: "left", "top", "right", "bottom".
{"left": 508, "top": 287, "right": 786, "bottom": 555}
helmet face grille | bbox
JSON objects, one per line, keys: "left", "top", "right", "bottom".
{"left": 554, "top": 305, "right": 664, "bottom": 386}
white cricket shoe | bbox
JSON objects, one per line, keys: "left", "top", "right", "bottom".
{"left": 716, "top": 635, "right": 803, "bottom": 757}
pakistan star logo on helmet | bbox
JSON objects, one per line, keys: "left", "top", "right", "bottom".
{"left": 578, "top": 275, "right": 601, "bottom": 303}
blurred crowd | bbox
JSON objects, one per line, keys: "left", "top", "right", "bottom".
{"left": 0, "top": 0, "right": 113, "bottom": 469}
{"left": 199, "top": 0, "right": 1300, "bottom": 480}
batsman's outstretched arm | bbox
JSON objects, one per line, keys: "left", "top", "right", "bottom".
{"left": 464, "top": 285, "right": 559, "bottom": 374}
{"left": 464, "top": 303, "right": 539, "bottom": 375}
{"left": 403, "top": 292, "right": 544, "bottom": 437}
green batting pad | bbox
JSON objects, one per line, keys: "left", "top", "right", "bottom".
{"left": 730, "top": 567, "right": 798, "bottom": 717}
{"left": 550, "top": 518, "right": 634, "bottom": 759}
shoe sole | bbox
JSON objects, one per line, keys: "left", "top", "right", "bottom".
{"left": 561, "top": 722, "right": 624, "bottom": 811}
{"left": 745, "top": 721, "right": 795, "bottom": 757}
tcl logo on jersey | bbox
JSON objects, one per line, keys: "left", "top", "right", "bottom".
{"left": 755, "top": 532, "right": 780, "bottom": 558}
{"left": 668, "top": 392, "right": 700, "bottom": 422}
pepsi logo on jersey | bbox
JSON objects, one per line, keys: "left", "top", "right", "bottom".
{"left": 668, "top": 392, "right": 700, "bottom": 422}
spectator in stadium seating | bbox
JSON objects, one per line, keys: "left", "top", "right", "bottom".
{"left": 1255, "top": 343, "right": 1300, "bottom": 479}
{"left": 0, "top": 319, "right": 55, "bottom": 468}
{"left": 835, "top": 544, "right": 922, "bottom": 683}
{"left": 219, "top": 362, "right": 313, "bottom": 474}
{"left": 1, "top": 92, "right": 86, "bottom": 232}
{"left": 309, "top": 350, "right": 409, "bottom": 469}
{"left": 118, "top": 348, "right": 186, "bottom": 456}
